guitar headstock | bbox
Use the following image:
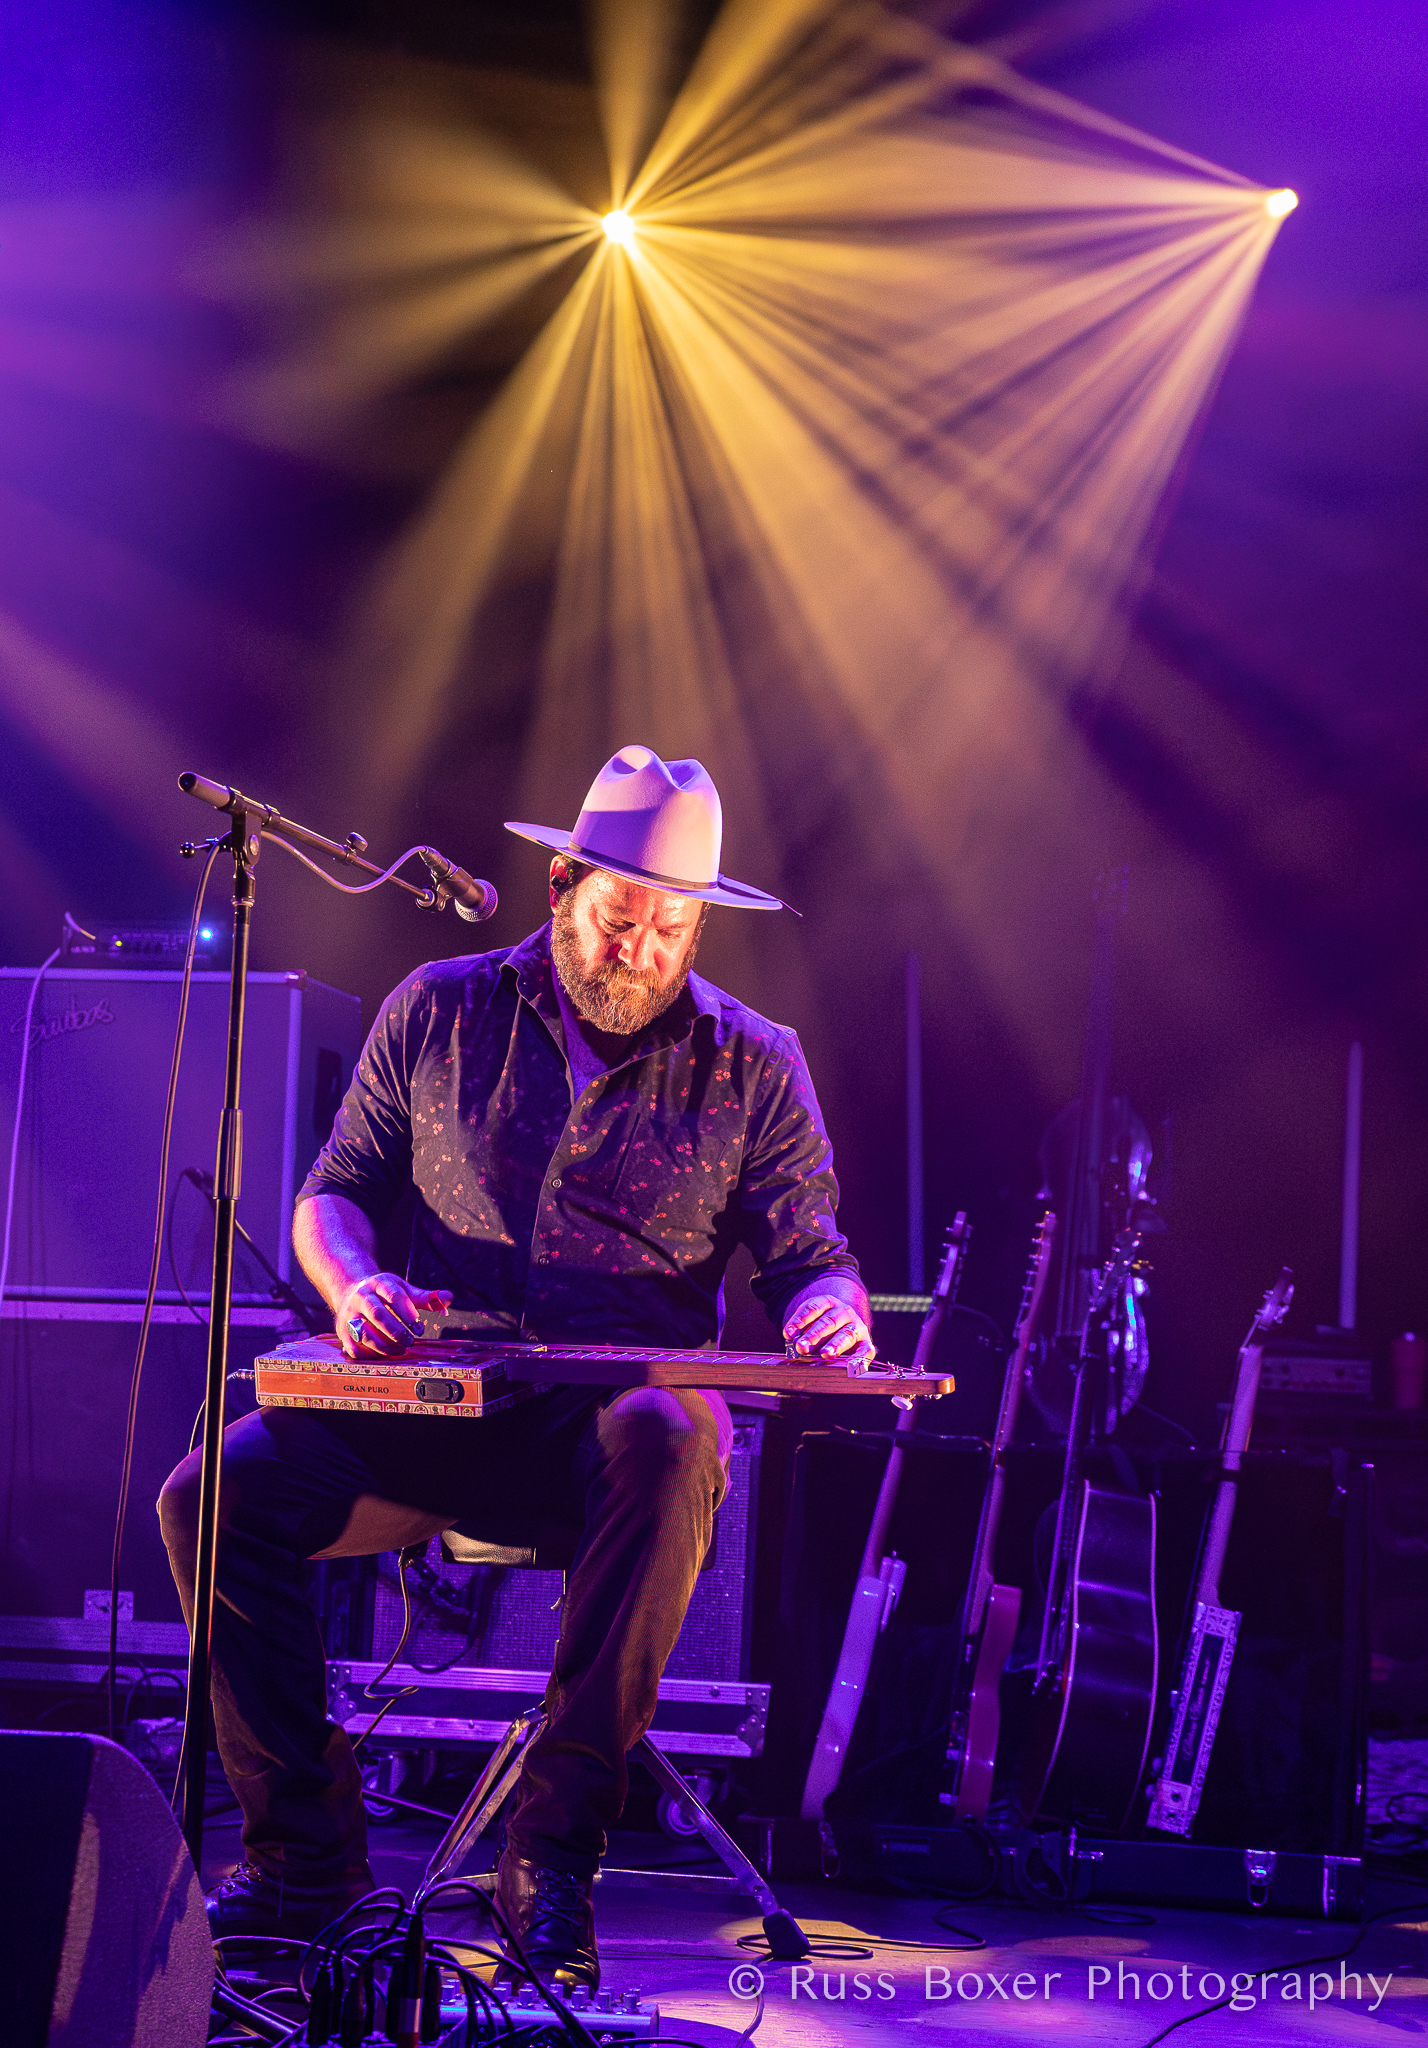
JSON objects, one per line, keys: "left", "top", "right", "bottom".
{"left": 1088, "top": 1224, "right": 1146, "bottom": 1318}
{"left": 931, "top": 1211, "right": 971, "bottom": 1305}
{"left": 1014, "top": 1207, "right": 1057, "bottom": 1342}
{"left": 1257, "top": 1267, "right": 1294, "bottom": 1329}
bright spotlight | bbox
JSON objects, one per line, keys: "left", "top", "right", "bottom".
{"left": 1265, "top": 188, "right": 1298, "bottom": 218}
{"left": 602, "top": 209, "right": 636, "bottom": 247}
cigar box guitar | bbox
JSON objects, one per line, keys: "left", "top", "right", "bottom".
{"left": 254, "top": 1333, "right": 954, "bottom": 1418}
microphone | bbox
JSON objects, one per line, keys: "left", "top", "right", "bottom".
{"left": 418, "top": 848, "right": 498, "bottom": 922}
{"left": 179, "top": 771, "right": 256, "bottom": 815}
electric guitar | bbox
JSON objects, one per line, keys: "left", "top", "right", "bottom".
{"left": 1019, "top": 1225, "right": 1157, "bottom": 1833}
{"left": 1146, "top": 1268, "right": 1294, "bottom": 1835}
{"left": 940, "top": 1208, "right": 1056, "bottom": 1821}
{"left": 800, "top": 1216, "right": 972, "bottom": 1819}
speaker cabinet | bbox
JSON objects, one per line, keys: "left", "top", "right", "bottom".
{"left": 0, "top": 1728, "right": 213, "bottom": 2047}
{"left": 1368, "top": 1445, "right": 1428, "bottom": 1725}
{"left": 0, "top": 1312, "right": 279, "bottom": 1636}
{"left": 0, "top": 968, "right": 360, "bottom": 1304}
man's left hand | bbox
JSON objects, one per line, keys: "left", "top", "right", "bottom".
{"left": 783, "top": 1292, "right": 876, "bottom": 1371}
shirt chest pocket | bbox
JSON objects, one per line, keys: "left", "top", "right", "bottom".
{"left": 613, "top": 1118, "right": 737, "bottom": 1228}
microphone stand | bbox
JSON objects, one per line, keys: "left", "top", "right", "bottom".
{"left": 174, "top": 773, "right": 495, "bottom": 1875}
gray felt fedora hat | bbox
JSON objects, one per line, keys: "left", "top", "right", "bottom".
{"left": 506, "top": 744, "right": 784, "bottom": 911}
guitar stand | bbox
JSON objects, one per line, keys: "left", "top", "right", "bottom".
{"left": 417, "top": 1707, "right": 811, "bottom": 1959}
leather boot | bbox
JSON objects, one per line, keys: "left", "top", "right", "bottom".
{"left": 205, "top": 1860, "right": 376, "bottom": 1941}
{"left": 493, "top": 1849, "right": 599, "bottom": 1990}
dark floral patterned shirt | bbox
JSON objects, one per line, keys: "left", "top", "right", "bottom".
{"left": 300, "top": 923, "right": 864, "bottom": 1349}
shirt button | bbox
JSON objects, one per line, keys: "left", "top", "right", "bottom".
{"left": 550, "top": 1177, "right": 562, "bottom": 1190}
{"left": 538, "top": 1254, "right": 550, "bottom": 1265}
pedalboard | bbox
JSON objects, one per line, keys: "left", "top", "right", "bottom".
{"left": 477, "top": 1981, "right": 658, "bottom": 2038}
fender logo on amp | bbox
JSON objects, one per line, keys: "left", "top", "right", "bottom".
{"left": 10, "top": 996, "right": 116, "bottom": 1051}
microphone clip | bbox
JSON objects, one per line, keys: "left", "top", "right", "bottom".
{"left": 416, "top": 847, "right": 498, "bottom": 923}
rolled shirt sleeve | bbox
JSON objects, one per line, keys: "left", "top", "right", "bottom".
{"left": 299, "top": 972, "right": 419, "bottom": 1226}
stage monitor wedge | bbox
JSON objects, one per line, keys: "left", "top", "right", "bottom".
{"left": 0, "top": 1729, "right": 214, "bottom": 2048}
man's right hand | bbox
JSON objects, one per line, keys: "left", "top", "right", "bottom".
{"left": 335, "top": 1273, "right": 454, "bottom": 1359}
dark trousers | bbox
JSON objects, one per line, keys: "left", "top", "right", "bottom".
{"left": 158, "top": 1385, "right": 728, "bottom": 1883}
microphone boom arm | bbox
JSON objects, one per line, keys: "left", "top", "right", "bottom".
{"left": 177, "top": 772, "right": 496, "bottom": 920}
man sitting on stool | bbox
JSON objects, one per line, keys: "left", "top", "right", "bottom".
{"left": 160, "top": 744, "right": 871, "bottom": 1988}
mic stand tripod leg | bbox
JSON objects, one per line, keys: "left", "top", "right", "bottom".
{"left": 180, "top": 811, "right": 257, "bottom": 1875}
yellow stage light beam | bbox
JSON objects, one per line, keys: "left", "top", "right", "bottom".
{"left": 193, "top": 94, "right": 603, "bottom": 449}
{"left": 588, "top": 0, "right": 686, "bottom": 207}
{"left": 1265, "top": 188, "right": 1298, "bottom": 217}
{"left": 521, "top": 1, "right": 1293, "bottom": 1063}
{"left": 359, "top": 247, "right": 608, "bottom": 749}
{"left": 224, "top": 0, "right": 1299, "bottom": 1068}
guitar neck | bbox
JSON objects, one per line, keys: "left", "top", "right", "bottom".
{"left": 959, "top": 1210, "right": 1054, "bottom": 1641}
{"left": 1182, "top": 1274, "right": 1292, "bottom": 1622}
{"left": 1192, "top": 1340, "right": 1270, "bottom": 1608}
{"left": 857, "top": 1215, "right": 970, "bottom": 1580}
{"left": 1032, "top": 1359, "right": 1095, "bottom": 1683}
{"left": 1149, "top": 1272, "right": 1292, "bottom": 1839}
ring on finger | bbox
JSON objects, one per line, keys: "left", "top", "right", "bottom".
{"left": 348, "top": 1315, "right": 365, "bottom": 1340}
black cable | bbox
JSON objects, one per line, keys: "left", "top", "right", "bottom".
{"left": 1138, "top": 1896, "right": 1428, "bottom": 2047}
{"left": 167, "top": 1170, "right": 208, "bottom": 1326}
{"left": 297, "top": 1887, "right": 408, "bottom": 1992}
{"left": 213, "top": 1936, "right": 314, "bottom": 1962}
{"left": 361, "top": 1784, "right": 465, "bottom": 1826}
{"left": 120, "top": 1663, "right": 186, "bottom": 1732}
{"left": 1132, "top": 1403, "right": 1198, "bottom": 1447}
{"left": 291, "top": 1898, "right": 506, "bottom": 2047}
{"left": 374, "top": 1550, "right": 503, "bottom": 1675}
{"left": 108, "top": 841, "right": 221, "bottom": 1740}
{"left": 181, "top": 1164, "right": 329, "bottom": 1334}
{"left": 351, "top": 1544, "right": 423, "bottom": 1753}
{"left": 949, "top": 1305, "right": 1007, "bottom": 1351}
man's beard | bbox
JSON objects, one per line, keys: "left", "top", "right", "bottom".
{"left": 551, "top": 896, "right": 702, "bottom": 1036}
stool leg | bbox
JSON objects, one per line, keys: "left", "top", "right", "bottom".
{"left": 634, "top": 1737, "right": 810, "bottom": 1958}
{"left": 418, "top": 1708, "right": 546, "bottom": 1901}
